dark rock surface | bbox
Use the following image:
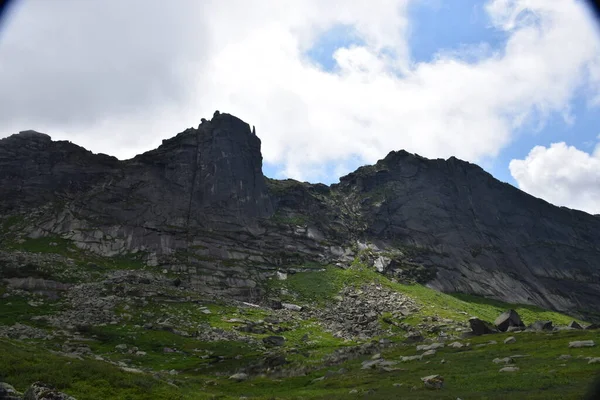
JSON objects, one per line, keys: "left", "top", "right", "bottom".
{"left": 1, "top": 111, "right": 600, "bottom": 318}
{"left": 568, "top": 321, "right": 583, "bottom": 330}
{"left": 469, "top": 317, "right": 498, "bottom": 335}
{"left": 495, "top": 310, "right": 525, "bottom": 332}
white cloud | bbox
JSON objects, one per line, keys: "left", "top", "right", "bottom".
{"left": 509, "top": 141, "right": 600, "bottom": 214}
{"left": 0, "top": 0, "right": 599, "bottom": 185}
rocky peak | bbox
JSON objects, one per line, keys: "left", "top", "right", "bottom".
{"left": 129, "top": 110, "right": 273, "bottom": 225}
{"left": 13, "top": 130, "right": 52, "bottom": 140}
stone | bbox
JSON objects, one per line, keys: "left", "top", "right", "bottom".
{"left": 569, "top": 340, "right": 595, "bottom": 348}
{"left": 448, "top": 341, "right": 464, "bottom": 348}
{"left": 229, "top": 373, "right": 249, "bottom": 382}
{"left": 262, "top": 336, "right": 285, "bottom": 347}
{"left": 23, "top": 382, "right": 76, "bottom": 400}
{"left": 421, "top": 350, "right": 436, "bottom": 357}
{"left": 528, "top": 321, "right": 553, "bottom": 331}
{"left": 586, "top": 324, "right": 600, "bottom": 330}
{"left": 469, "top": 317, "right": 498, "bottom": 335}
{"left": 267, "top": 298, "right": 283, "bottom": 310}
{"left": 361, "top": 360, "right": 382, "bottom": 369}
{"left": 499, "top": 366, "right": 519, "bottom": 372}
{"left": 276, "top": 271, "right": 287, "bottom": 280}
{"left": 494, "top": 310, "right": 524, "bottom": 332}
{"left": 421, "top": 375, "right": 444, "bottom": 389}
{"left": 281, "top": 303, "right": 302, "bottom": 312}
{"left": 504, "top": 336, "right": 516, "bottom": 344}
{"left": 557, "top": 354, "right": 572, "bottom": 360}
{"left": 115, "top": 344, "right": 128, "bottom": 351}
{"left": 588, "top": 358, "right": 600, "bottom": 364}
{"left": 373, "top": 256, "right": 392, "bottom": 273}
{"left": 493, "top": 357, "right": 514, "bottom": 364}
{"left": 405, "top": 332, "right": 424, "bottom": 342}
{"left": 0, "top": 382, "right": 22, "bottom": 400}
{"left": 416, "top": 343, "right": 444, "bottom": 351}
{"left": 568, "top": 321, "right": 583, "bottom": 330}
{"left": 400, "top": 355, "right": 423, "bottom": 362}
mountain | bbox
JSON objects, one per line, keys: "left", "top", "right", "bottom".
{"left": 1, "top": 110, "right": 599, "bottom": 319}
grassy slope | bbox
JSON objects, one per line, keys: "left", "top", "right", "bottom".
{"left": 270, "top": 264, "right": 582, "bottom": 326}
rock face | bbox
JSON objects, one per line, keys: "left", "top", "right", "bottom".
{"left": 1, "top": 111, "right": 600, "bottom": 317}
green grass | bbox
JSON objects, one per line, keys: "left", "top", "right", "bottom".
{"left": 1, "top": 214, "right": 26, "bottom": 233}
{"left": 1, "top": 235, "right": 149, "bottom": 283}
{"left": 0, "top": 340, "right": 190, "bottom": 400}
{"left": 83, "top": 324, "right": 261, "bottom": 373}
{"left": 268, "top": 263, "right": 583, "bottom": 326}
{"left": 0, "top": 294, "right": 61, "bottom": 326}
{"left": 2, "top": 329, "right": 599, "bottom": 399}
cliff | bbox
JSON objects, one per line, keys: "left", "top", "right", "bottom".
{"left": 1, "top": 111, "right": 599, "bottom": 319}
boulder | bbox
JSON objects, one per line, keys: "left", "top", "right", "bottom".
{"left": 421, "top": 375, "right": 444, "bottom": 389}
{"left": 469, "top": 317, "right": 498, "bottom": 335}
{"left": 373, "top": 256, "right": 392, "bottom": 273}
{"left": 400, "top": 355, "right": 423, "bottom": 362}
{"left": 281, "top": 303, "right": 302, "bottom": 311}
{"left": 416, "top": 343, "right": 444, "bottom": 351}
{"left": 262, "top": 336, "right": 285, "bottom": 347}
{"left": 267, "top": 298, "right": 283, "bottom": 310}
{"left": 0, "top": 382, "right": 22, "bottom": 400}
{"left": 499, "top": 366, "right": 519, "bottom": 372}
{"left": 528, "top": 321, "right": 553, "bottom": 331}
{"left": 229, "top": 373, "right": 248, "bottom": 382}
{"left": 23, "top": 382, "right": 76, "bottom": 400}
{"left": 504, "top": 336, "right": 516, "bottom": 344}
{"left": 569, "top": 340, "right": 595, "bottom": 348}
{"left": 568, "top": 321, "right": 583, "bottom": 330}
{"left": 494, "top": 310, "right": 524, "bottom": 332}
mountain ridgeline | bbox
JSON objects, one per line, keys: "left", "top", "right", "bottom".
{"left": 1, "top": 111, "right": 599, "bottom": 319}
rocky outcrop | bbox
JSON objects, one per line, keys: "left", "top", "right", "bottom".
{"left": 1, "top": 111, "right": 600, "bottom": 318}
{"left": 23, "top": 382, "right": 76, "bottom": 400}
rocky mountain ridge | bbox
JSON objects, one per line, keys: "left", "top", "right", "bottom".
{"left": 1, "top": 110, "right": 599, "bottom": 319}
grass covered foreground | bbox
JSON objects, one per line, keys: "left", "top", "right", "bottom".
{"left": 0, "top": 237, "right": 598, "bottom": 399}
{"left": 2, "top": 329, "right": 600, "bottom": 399}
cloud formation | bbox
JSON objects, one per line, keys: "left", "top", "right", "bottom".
{"left": 0, "top": 0, "right": 598, "bottom": 190}
{"left": 509, "top": 140, "right": 600, "bottom": 215}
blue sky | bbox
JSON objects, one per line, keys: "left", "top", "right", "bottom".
{"left": 263, "top": 0, "right": 599, "bottom": 187}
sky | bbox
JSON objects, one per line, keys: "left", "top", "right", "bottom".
{"left": 0, "top": 0, "right": 599, "bottom": 214}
